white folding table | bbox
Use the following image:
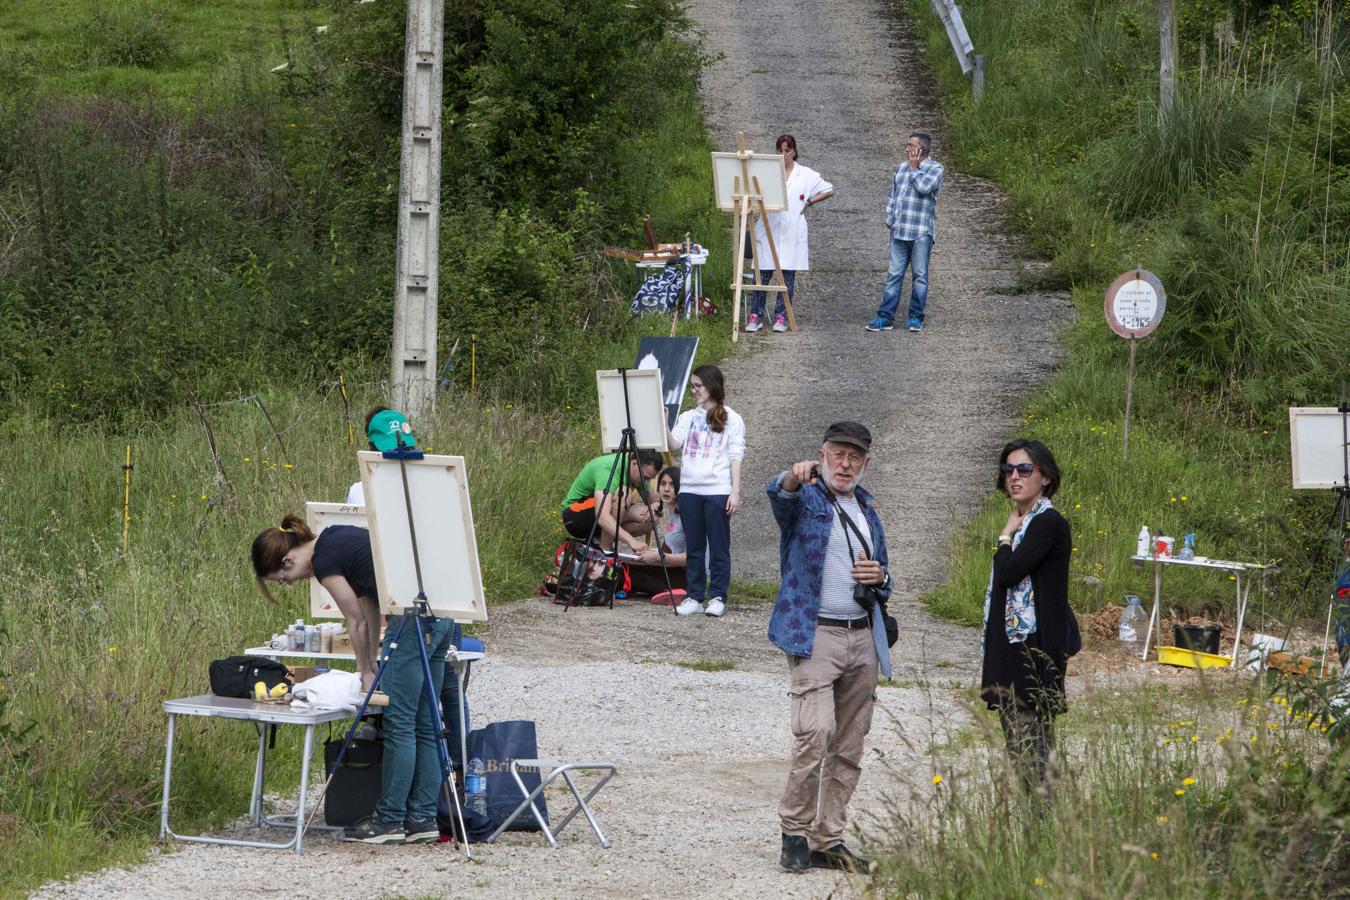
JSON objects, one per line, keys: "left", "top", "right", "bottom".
{"left": 1133, "top": 555, "right": 1268, "bottom": 667}
{"left": 159, "top": 695, "right": 351, "bottom": 854}
{"left": 245, "top": 646, "right": 482, "bottom": 768}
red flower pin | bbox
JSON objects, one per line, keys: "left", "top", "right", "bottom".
{"left": 799, "top": 194, "right": 805, "bottom": 200}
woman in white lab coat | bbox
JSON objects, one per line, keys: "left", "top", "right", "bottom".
{"left": 747, "top": 134, "right": 834, "bottom": 333}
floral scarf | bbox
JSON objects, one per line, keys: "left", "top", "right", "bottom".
{"left": 982, "top": 496, "right": 1053, "bottom": 647}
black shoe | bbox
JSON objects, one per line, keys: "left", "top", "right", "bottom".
{"left": 810, "top": 843, "right": 875, "bottom": 874}
{"left": 343, "top": 816, "right": 405, "bottom": 844}
{"left": 780, "top": 832, "right": 811, "bottom": 872}
{"left": 403, "top": 816, "right": 438, "bottom": 843}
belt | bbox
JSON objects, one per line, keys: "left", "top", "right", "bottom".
{"left": 817, "top": 616, "right": 870, "bottom": 630}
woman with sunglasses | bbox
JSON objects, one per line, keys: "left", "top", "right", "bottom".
{"left": 667, "top": 364, "right": 746, "bottom": 617}
{"left": 980, "top": 439, "right": 1080, "bottom": 795}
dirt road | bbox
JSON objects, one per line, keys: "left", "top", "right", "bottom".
{"left": 36, "top": 2, "right": 1067, "bottom": 897}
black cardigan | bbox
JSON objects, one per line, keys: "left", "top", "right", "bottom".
{"left": 989, "top": 507, "right": 1080, "bottom": 660}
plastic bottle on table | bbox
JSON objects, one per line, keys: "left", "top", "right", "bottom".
{"left": 1136, "top": 526, "right": 1151, "bottom": 557}
{"left": 1119, "top": 595, "right": 1147, "bottom": 653}
{"left": 465, "top": 756, "right": 487, "bottom": 816}
{"left": 1178, "top": 533, "right": 1196, "bottom": 560}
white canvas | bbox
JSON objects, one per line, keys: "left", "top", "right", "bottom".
{"left": 357, "top": 452, "right": 489, "bottom": 622}
{"left": 596, "top": 368, "right": 667, "bottom": 451}
{"left": 305, "top": 502, "right": 370, "bottom": 618}
{"left": 712, "top": 152, "right": 788, "bottom": 211}
{"left": 1289, "top": 407, "right": 1350, "bottom": 489}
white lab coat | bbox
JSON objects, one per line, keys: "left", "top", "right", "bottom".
{"left": 754, "top": 163, "right": 832, "bottom": 271}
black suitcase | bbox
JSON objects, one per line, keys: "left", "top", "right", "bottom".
{"left": 323, "top": 738, "right": 382, "bottom": 826}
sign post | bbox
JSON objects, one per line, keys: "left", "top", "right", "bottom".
{"left": 1104, "top": 268, "right": 1166, "bottom": 459}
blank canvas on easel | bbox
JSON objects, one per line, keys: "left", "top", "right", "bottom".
{"left": 712, "top": 152, "right": 788, "bottom": 211}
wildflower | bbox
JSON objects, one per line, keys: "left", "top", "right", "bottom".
{"left": 1034, "top": 877, "right": 1045, "bottom": 886}
{"left": 1182, "top": 777, "right": 1195, "bottom": 786}
{"left": 1074, "top": 503, "right": 1082, "bottom": 509}
{"left": 1174, "top": 789, "right": 1185, "bottom": 797}
{"left": 1190, "top": 735, "right": 1200, "bottom": 743}
{"left": 1180, "top": 495, "right": 1188, "bottom": 501}
{"left": 107, "top": 646, "right": 117, "bottom": 653}
{"left": 244, "top": 456, "right": 252, "bottom": 462}
{"left": 283, "top": 463, "right": 294, "bottom": 470}
{"left": 1151, "top": 852, "right": 1160, "bottom": 861}
{"left": 199, "top": 494, "right": 207, "bottom": 501}
{"left": 932, "top": 775, "right": 944, "bottom": 785}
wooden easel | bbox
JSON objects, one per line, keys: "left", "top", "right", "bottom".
{"left": 728, "top": 132, "right": 794, "bottom": 343}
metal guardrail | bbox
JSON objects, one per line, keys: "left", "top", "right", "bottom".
{"left": 929, "top": 0, "right": 984, "bottom": 98}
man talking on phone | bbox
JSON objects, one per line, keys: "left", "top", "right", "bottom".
{"left": 866, "top": 130, "right": 945, "bottom": 333}
{"left": 766, "top": 422, "right": 893, "bottom": 874}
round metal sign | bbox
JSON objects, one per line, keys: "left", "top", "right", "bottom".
{"left": 1104, "top": 269, "right": 1166, "bottom": 339}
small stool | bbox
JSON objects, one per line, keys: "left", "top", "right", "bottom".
{"left": 486, "top": 758, "right": 618, "bottom": 848}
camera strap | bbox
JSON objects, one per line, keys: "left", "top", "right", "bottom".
{"left": 820, "top": 486, "right": 871, "bottom": 562}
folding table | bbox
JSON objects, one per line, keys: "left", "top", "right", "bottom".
{"left": 159, "top": 695, "right": 351, "bottom": 854}
{"left": 1133, "top": 554, "right": 1268, "bottom": 667}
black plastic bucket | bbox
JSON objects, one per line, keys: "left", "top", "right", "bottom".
{"left": 1174, "top": 624, "right": 1221, "bottom": 655}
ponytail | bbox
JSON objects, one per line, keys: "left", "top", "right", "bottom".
{"left": 692, "top": 364, "right": 727, "bottom": 433}
{"left": 251, "top": 513, "right": 315, "bottom": 603}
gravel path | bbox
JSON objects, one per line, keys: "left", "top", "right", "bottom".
{"left": 35, "top": 1, "right": 1069, "bottom": 897}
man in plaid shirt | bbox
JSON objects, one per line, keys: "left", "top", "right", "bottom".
{"left": 866, "top": 131, "right": 945, "bottom": 333}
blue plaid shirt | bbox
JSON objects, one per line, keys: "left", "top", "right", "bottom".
{"left": 765, "top": 473, "right": 892, "bottom": 659}
{"left": 885, "top": 158, "right": 945, "bottom": 242}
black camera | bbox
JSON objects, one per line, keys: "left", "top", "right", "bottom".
{"left": 852, "top": 581, "right": 881, "bottom": 612}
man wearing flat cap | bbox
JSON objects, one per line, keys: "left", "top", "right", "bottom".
{"left": 766, "top": 421, "right": 893, "bottom": 874}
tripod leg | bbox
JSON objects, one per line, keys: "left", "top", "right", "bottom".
{"left": 563, "top": 447, "right": 628, "bottom": 610}
{"left": 302, "top": 615, "right": 410, "bottom": 836}
{"left": 412, "top": 614, "right": 472, "bottom": 860}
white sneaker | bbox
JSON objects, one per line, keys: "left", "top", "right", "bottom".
{"left": 745, "top": 314, "right": 763, "bottom": 332}
{"left": 705, "top": 597, "right": 726, "bottom": 617}
{"left": 675, "top": 597, "right": 705, "bottom": 616}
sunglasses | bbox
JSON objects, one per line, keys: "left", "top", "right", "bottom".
{"left": 1001, "top": 462, "right": 1039, "bottom": 477}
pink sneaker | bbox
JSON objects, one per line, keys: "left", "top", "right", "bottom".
{"left": 745, "top": 314, "right": 763, "bottom": 332}
{"left": 772, "top": 315, "right": 788, "bottom": 332}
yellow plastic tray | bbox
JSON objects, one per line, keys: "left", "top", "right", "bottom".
{"left": 1156, "top": 645, "right": 1231, "bottom": 669}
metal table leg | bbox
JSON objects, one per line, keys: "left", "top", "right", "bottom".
{"left": 160, "top": 713, "right": 176, "bottom": 839}
{"left": 250, "top": 724, "right": 267, "bottom": 826}
{"left": 1141, "top": 562, "right": 1163, "bottom": 660}
{"left": 1230, "top": 573, "right": 1250, "bottom": 669}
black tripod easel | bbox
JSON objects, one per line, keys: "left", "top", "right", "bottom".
{"left": 305, "top": 434, "right": 472, "bottom": 858}
{"left": 1318, "top": 389, "right": 1350, "bottom": 676}
{"left": 560, "top": 368, "right": 675, "bottom": 612}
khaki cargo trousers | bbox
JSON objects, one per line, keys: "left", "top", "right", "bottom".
{"left": 778, "top": 623, "right": 879, "bottom": 850}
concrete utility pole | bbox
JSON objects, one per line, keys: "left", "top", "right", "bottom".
{"left": 390, "top": 0, "right": 445, "bottom": 419}
{"left": 1159, "top": 0, "right": 1177, "bottom": 122}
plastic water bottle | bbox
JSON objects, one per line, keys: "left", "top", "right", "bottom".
{"left": 1178, "top": 533, "right": 1196, "bottom": 560}
{"left": 1119, "top": 595, "right": 1147, "bottom": 652}
{"left": 465, "top": 756, "right": 487, "bottom": 816}
{"left": 1136, "top": 526, "right": 1151, "bottom": 557}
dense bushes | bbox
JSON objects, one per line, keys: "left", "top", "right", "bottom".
{"left": 0, "top": 0, "right": 717, "bottom": 420}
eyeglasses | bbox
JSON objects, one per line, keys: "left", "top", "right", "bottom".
{"left": 689, "top": 382, "right": 705, "bottom": 393}
{"left": 1001, "top": 462, "right": 1038, "bottom": 477}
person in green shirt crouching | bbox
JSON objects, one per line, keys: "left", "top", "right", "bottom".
{"left": 560, "top": 449, "right": 663, "bottom": 555}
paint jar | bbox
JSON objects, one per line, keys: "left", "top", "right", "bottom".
{"left": 320, "top": 624, "right": 334, "bottom": 654}
{"left": 305, "top": 625, "right": 320, "bottom": 653}
{"left": 1155, "top": 536, "right": 1175, "bottom": 558}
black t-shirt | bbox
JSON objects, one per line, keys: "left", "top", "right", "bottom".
{"left": 311, "top": 525, "right": 378, "bottom": 601}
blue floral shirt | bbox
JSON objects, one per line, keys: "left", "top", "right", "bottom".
{"left": 766, "top": 472, "right": 892, "bottom": 658}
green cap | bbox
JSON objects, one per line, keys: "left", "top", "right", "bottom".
{"left": 367, "top": 409, "right": 417, "bottom": 452}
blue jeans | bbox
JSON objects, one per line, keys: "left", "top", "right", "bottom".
{"left": 375, "top": 615, "right": 455, "bottom": 826}
{"left": 679, "top": 492, "right": 731, "bottom": 602}
{"left": 751, "top": 269, "right": 796, "bottom": 319}
{"left": 875, "top": 235, "right": 933, "bottom": 325}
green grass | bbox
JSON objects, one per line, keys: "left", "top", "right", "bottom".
{"left": 872, "top": 676, "right": 1347, "bottom": 897}
{"left": 0, "top": 0, "right": 321, "bottom": 102}
{"left": 676, "top": 659, "right": 737, "bottom": 672}
{"left": 911, "top": 0, "right": 1347, "bottom": 627}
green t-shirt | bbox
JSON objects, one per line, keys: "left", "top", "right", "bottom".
{"left": 561, "top": 454, "right": 624, "bottom": 510}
